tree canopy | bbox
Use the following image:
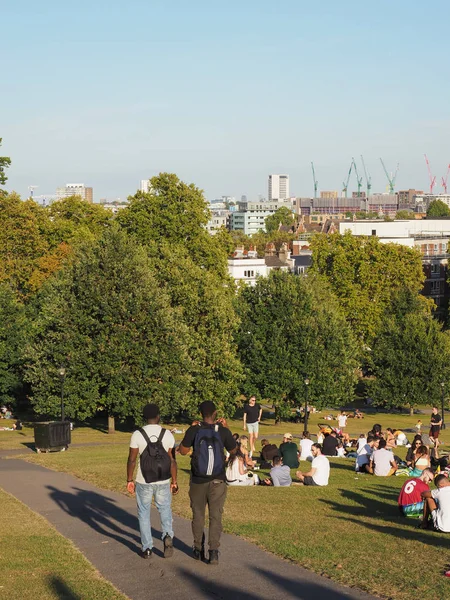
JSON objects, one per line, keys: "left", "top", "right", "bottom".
{"left": 265, "top": 207, "right": 294, "bottom": 233}
{"left": 396, "top": 210, "right": 415, "bottom": 219}
{"left": 0, "top": 138, "right": 11, "bottom": 186}
{"left": 235, "top": 271, "right": 358, "bottom": 419}
{"left": 427, "top": 200, "right": 450, "bottom": 218}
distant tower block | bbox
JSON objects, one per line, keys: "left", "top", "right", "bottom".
{"left": 268, "top": 174, "right": 289, "bottom": 201}
{"left": 140, "top": 180, "right": 150, "bottom": 193}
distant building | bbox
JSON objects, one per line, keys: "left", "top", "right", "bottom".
{"left": 398, "top": 189, "right": 424, "bottom": 209}
{"left": 55, "top": 184, "right": 93, "bottom": 203}
{"left": 140, "top": 180, "right": 150, "bottom": 193}
{"left": 414, "top": 194, "right": 450, "bottom": 212}
{"left": 206, "top": 209, "right": 230, "bottom": 234}
{"left": 320, "top": 191, "right": 339, "bottom": 199}
{"left": 268, "top": 174, "right": 289, "bottom": 201}
{"left": 293, "top": 194, "right": 398, "bottom": 217}
{"left": 229, "top": 199, "right": 293, "bottom": 235}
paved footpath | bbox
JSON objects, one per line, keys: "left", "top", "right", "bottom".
{"left": 0, "top": 458, "right": 378, "bottom": 600}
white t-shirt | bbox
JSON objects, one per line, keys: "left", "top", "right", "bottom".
{"left": 357, "top": 437, "right": 367, "bottom": 452}
{"left": 356, "top": 443, "right": 373, "bottom": 471}
{"left": 311, "top": 454, "right": 330, "bottom": 486}
{"left": 130, "top": 424, "right": 175, "bottom": 485}
{"left": 300, "top": 438, "right": 314, "bottom": 460}
{"left": 338, "top": 415, "right": 347, "bottom": 428}
{"left": 372, "top": 448, "right": 395, "bottom": 476}
{"left": 431, "top": 486, "right": 450, "bottom": 532}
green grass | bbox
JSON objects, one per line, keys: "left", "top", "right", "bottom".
{"left": 0, "top": 488, "right": 128, "bottom": 600}
{"left": 14, "top": 409, "right": 450, "bottom": 600}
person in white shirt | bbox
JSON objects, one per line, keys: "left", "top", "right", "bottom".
{"left": 299, "top": 431, "right": 314, "bottom": 461}
{"left": 369, "top": 438, "right": 397, "bottom": 476}
{"left": 356, "top": 434, "right": 367, "bottom": 452}
{"left": 296, "top": 443, "right": 330, "bottom": 486}
{"left": 421, "top": 473, "right": 450, "bottom": 532}
{"left": 127, "top": 403, "right": 177, "bottom": 559}
{"left": 337, "top": 411, "right": 348, "bottom": 430}
{"left": 356, "top": 435, "right": 379, "bottom": 473}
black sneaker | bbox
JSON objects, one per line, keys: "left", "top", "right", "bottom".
{"left": 209, "top": 550, "right": 219, "bottom": 565}
{"left": 141, "top": 548, "right": 152, "bottom": 559}
{"left": 193, "top": 546, "right": 205, "bottom": 561}
{"left": 163, "top": 535, "right": 174, "bottom": 558}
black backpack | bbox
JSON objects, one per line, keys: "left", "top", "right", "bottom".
{"left": 138, "top": 427, "right": 172, "bottom": 483}
{"left": 192, "top": 424, "right": 225, "bottom": 478}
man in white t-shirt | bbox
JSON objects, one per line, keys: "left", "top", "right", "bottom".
{"left": 337, "top": 411, "right": 347, "bottom": 431}
{"left": 369, "top": 438, "right": 397, "bottom": 476}
{"left": 421, "top": 474, "right": 450, "bottom": 532}
{"left": 296, "top": 443, "right": 330, "bottom": 486}
{"left": 355, "top": 435, "right": 379, "bottom": 473}
{"left": 127, "top": 403, "right": 178, "bottom": 559}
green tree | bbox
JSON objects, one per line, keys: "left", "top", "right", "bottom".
{"left": 396, "top": 210, "right": 415, "bottom": 219}
{"left": 25, "top": 227, "right": 192, "bottom": 432}
{"left": 0, "top": 138, "right": 11, "bottom": 186}
{"left": 310, "top": 232, "right": 425, "bottom": 346}
{"left": 368, "top": 291, "right": 450, "bottom": 414}
{"left": 0, "top": 284, "right": 28, "bottom": 404}
{"left": 235, "top": 271, "right": 358, "bottom": 421}
{"left": 427, "top": 200, "right": 450, "bottom": 218}
{"left": 264, "top": 207, "right": 294, "bottom": 233}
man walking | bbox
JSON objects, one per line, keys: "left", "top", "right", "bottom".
{"left": 430, "top": 407, "right": 443, "bottom": 440}
{"left": 243, "top": 395, "right": 262, "bottom": 457}
{"left": 179, "top": 401, "right": 236, "bottom": 565}
{"left": 126, "top": 403, "right": 178, "bottom": 559}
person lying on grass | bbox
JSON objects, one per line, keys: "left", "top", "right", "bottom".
{"left": 263, "top": 455, "right": 292, "bottom": 487}
{"left": 421, "top": 473, "right": 450, "bottom": 532}
{"left": 296, "top": 443, "right": 330, "bottom": 486}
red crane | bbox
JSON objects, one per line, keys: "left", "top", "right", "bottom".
{"left": 442, "top": 164, "right": 450, "bottom": 194}
{"left": 424, "top": 154, "right": 436, "bottom": 194}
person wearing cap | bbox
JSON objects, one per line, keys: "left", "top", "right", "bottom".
{"left": 279, "top": 433, "right": 299, "bottom": 469}
{"left": 398, "top": 468, "right": 434, "bottom": 517}
{"left": 126, "top": 403, "right": 177, "bottom": 560}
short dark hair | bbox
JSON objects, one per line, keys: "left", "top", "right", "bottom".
{"left": 435, "top": 474, "right": 448, "bottom": 487}
{"left": 312, "top": 443, "right": 322, "bottom": 451}
{"left": 302, "top": 431, "right": 310, "bottom": 439}
{"left": 261, "top": 438, "right": 269, "bottom": 446}
{"left": 272, "top": 455, "right": 282, "bottom": 466}
{"left": 367, "top": 434, "right": 375, "bottom": 443}
{"left": 143, "top": 403, "right": 160, "bottom": 421}
{"left": 199, "top": 401, "right": 216, "bottom": 418}
{"left": 378, "top": 438, "right": 387, "bottom": 449}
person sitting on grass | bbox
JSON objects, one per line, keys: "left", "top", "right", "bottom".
{"left": 296, "top": 443, "right": 330, "bottom": 486}
{"left": 226, "top": 448, "right": 259, "bottom": 486}
{"left": 398, "top": 468, "right": 434, "bottom": 518}
{"left": 406, "top": 438, "right": 423, "bottom": 467}
{"left": 299, "top": 431, "right": 314, "bottom": 462}
{"left": 355, "top": 435, "right": 379, "bottom": 473}
{"left": 279, "top": 433, "right": 299, "bottom": 468}
{"left": 385, "top": 428, "right": 396, "bottom": 449}
{"left": 260, "top": 439, "right": 279, "bottom": 467}
{"left": 357, "top": 433, "right": 367, "bottom": 452}
{"left": 238, "top": 435, "right": 257, "bottom": 468}
{"left": 410, "top": 445, "right": 431, "bottom": 477}
{"left": 263, "top": 456, "right": 292, "bottom": 487}
{"left": 354, "top": 409, "right": 364, "bottom": 419}
{"left": 421, "top": 474, "right": 450, "bottom": 531}
{"left": 369, "top": 438, "right": 397, "bottom": 476}
{"left": 322, "top": 430, "right": 339, "bottom": 457}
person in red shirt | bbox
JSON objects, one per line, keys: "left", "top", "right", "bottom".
{"left": 398, "top": 468, "right": 434, "bottom": 517}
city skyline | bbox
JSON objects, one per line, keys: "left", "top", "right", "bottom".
{"left": 3, "top": 0, "right": 450, "bottom": 201}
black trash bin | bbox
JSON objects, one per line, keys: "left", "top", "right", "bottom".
{"left": 34, "top": 421, "right": 71, "bottom": 453}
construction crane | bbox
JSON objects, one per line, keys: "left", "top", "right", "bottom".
{"left": 311, "top": 162, "right": 318, "bottom": 198}
{"left": 360, "top": 155, "right": 372, "bottom": 197}
{"left": 352, "top": 157, "right": 363, "bottom": 197}
{"left": 442, "top": 164, "right": 450, "bottom": 194}
{"left": 28, "top": 185, "right": 38, "bottom": 198}
{"left": 379, "top": 159, "right": 399, "bottom": 194}
{"left": 424, "top": 154, "right": 436, "bottom": 194}
{"left": 342, "top": 161, "right": 353, "bottom": 198}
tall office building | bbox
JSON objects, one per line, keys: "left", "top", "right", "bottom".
{"left": 140, "top": 180, "right": 150, "bottom": 193}
{"left": 55, "top": 183, "right": 93, "bottom": 203}
{"left": 268, "top": 174, "right": 289, "bottom": 201}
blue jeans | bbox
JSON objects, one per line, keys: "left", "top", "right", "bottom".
{"left": 135, "top": 481, "right": 174, "bottom": 551}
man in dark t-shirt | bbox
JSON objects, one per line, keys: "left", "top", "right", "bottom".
{"left": 279, "top": 433, "right": 299, "bottom": 468}
{"left": 322, "top": 431, "right": 339, "bottom": 457}
{"left": 243, "top": 395, "right": 262, "bottom": 457}
{"left": 179, "top": 401, "right": 236, "bottom": 565}
{"left": 430, "top": 407, "right": 443, "bottom": 440}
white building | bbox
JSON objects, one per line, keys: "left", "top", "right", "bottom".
{"left": 227, "top": 251, "right": 268, "bottom": 286}
{"left": 55, "top": 183, "right": 93, "bottom": 203}
{"left": 339, "top": 219, "right": 450, "bottom": 240}
{"left": 206, "top": 210, "right": 229, "bottom": 234}
{"left": 268, "top": 174, "right": 289, "bottom": 201}
{"left": 140, "top": 180, "right": 150, "bottom": 193}
{"left": 229, "top": 199, "right": 293, "bottom": 235}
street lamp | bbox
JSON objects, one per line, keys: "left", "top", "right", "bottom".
{"left": 441, "top": 382, "right": 446, "bottom": 430}
{"left": 303, "top": 378, "right": 310, "bottom": 432}
{"left": 59, "top": 366, "right": 66, "bottom": 422}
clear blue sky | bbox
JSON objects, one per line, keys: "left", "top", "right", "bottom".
{"left": 3, "top": 0, "right": 450, "bottom": 201}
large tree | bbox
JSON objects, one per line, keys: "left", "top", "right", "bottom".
{"left": 0, "top": 138, "right": 11, "bottom": 186}
{"left": 235, "top": 271, "right": 359, "bottom": 421}
{"left": 265, "top": 207, "right": 294, "bottom": 233}
{"left": 368, "top": 291, "right": 450, "bottom": 414}
{"left": 427, "top": 200, "right": 450, "bottom": 218}
{"left": 309, "top": 232, "right": 425, "bottom": 346}
{"left": 25, "top": 227, "right": 192, "bottom": 431}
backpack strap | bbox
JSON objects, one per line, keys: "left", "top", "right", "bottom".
{"left": 138, "top": 427, "right": 152, "bottom": 446}
{"left": 157, "top": 428, "right": 166, "bottom": 443}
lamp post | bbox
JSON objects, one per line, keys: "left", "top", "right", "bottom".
{"left": 59, "top": 366, "right": 66, "bottom": 422}
{"left": 303, "top": 378, "right": 310, "bottom": 432}
{"left": 441, "top": 382, "right": 446, "bottom": 430}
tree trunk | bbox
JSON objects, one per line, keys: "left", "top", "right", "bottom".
{"left": 274, "top": 405, "right": 281, "bottom": 425}
{"left": 409, "top": 405, "right": 414, "bottom": 417}
{"left": 108, "top": 414, "right": 115, "bottom": 434}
